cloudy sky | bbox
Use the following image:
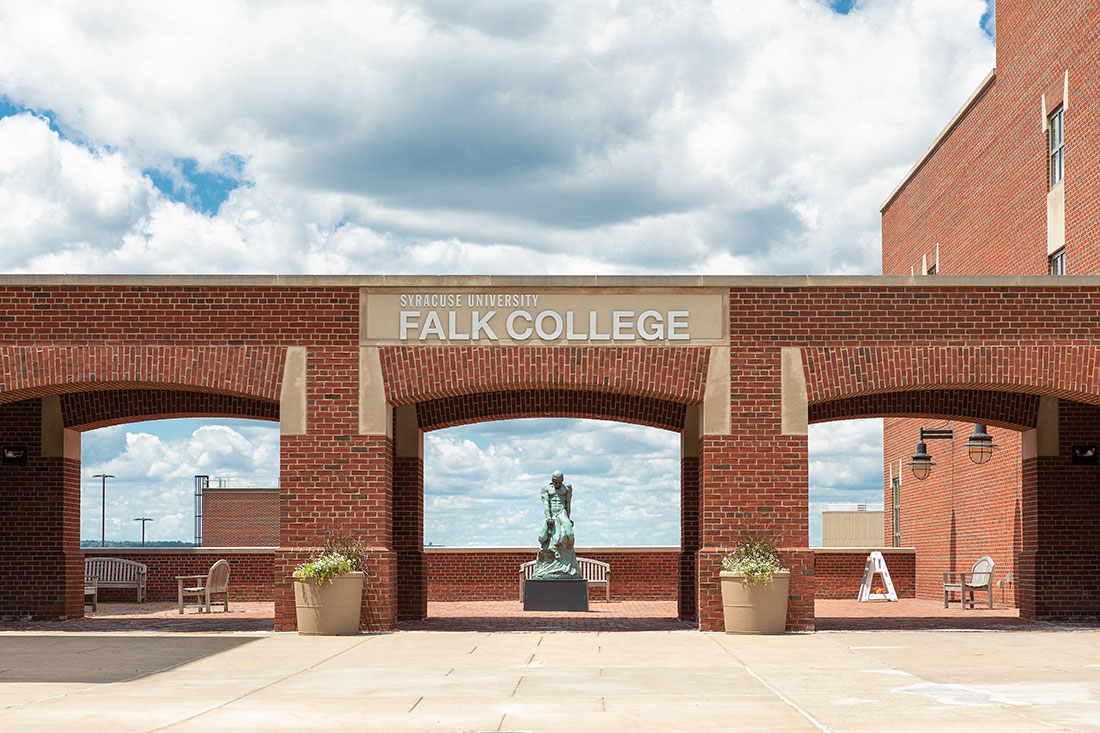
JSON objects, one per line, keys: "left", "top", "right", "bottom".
{"left": 0, "top": 1, "right": 996, "bottom": 546}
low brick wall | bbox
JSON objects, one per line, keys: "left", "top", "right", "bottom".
{"left": 426, "top": 547, "right": 680, "bottom": 602}
{"left": 82, "top": 548, "right": 276, "bottom": 603}
{"left": 814, "top": 548, "right": 916, "bottom": 599}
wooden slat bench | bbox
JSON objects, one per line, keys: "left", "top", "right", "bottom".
{"left": 84, "top": 557, "right": 147, "bottom": 603}
{"left": 520, "top": 557, "right": 611, "bottom": 602}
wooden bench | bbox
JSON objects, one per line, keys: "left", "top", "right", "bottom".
{"left": 520, "top": 557, "right": 611, "bottom": 602}
{"left": 85, "top": 557, "right": 147, "bottom": 603}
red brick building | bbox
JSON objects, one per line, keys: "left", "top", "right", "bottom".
{"left": 880, "top": 0, "right": 1100, "bottom": 608}
{"left": 2, "top": 275, "right": 1099, "bottom": 631}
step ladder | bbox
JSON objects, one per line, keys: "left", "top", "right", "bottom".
{"left": 857, "top": 551, "right": 898, "bottom": 602}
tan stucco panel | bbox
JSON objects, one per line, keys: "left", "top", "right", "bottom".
{"left": 394, "top": 404, "right": 422, "bottom": 459}
{"left": 1022, "top": 396, "right": 1059, "bottom": 459}
{"left": 280, "top": 347, "right": 308, "bottom": 436}
{"left": 361, "top": 288, "right": 727, "bottom": 346}
{"left": 703, "top": 346, "right": 731, "bottom": 435}
{"left": 358, "top": 346, "right": 391, "bottom": 437}
{"left": 780, "top": 347, "right": 808, "bottom": 436}
{"left": 40, "top": 394, "right": 80, "bottom": 459}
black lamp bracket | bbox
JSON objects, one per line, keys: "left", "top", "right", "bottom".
{"left": 918, "top": 428, "right": 954, "bottom": 441}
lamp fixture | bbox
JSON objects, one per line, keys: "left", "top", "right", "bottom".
{"left": 907, "top": 424, "right": 997, "bottom": 480}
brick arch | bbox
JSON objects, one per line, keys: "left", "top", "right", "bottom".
{"left": 802, "top": 346, "right": 1100, "bottom": 407}
{"left": 379, "top": 346, "right": 710, "bottom": 406}
{"left": 808, "top": 389, "right": 1039, "bottom": 430}
{"left": 0, "top": 346, "right": 286, "bottom": 405}
{"left": 416, "top": 389, "right": 687, "bottom": 432}
{"left": 61, "top": 390, "right": 280, "bottom": 432}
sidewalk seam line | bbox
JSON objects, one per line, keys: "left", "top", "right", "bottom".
{"left": 709, "top": 635, "right": 831, "bottom": 732}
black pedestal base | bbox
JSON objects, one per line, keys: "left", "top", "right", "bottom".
{"left": 523, "top": 579, "right": 589, "bottom": 611}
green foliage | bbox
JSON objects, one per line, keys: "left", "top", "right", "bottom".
{"left": 293, "top": 531, "right": 368, "bottom": 584}
{"left": 721, "top": 535, "right": 786, "bottom": 586}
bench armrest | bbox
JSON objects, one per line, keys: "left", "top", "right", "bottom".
{"left": 175, "top": 575, "right": 206, "bottom": 581}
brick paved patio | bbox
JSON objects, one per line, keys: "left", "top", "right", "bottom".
{"left": 0, "top": 601, "right": 275, "bottom": 633}
{"left": 6, "top": 597, "right": 1097, "bottom": 634}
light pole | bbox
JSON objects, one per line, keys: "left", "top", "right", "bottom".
{"left": 133, "top": 516, "right": 153, "bottom": 547}
{"left": 93, "top": 473, "right": 115, "bottom": 547}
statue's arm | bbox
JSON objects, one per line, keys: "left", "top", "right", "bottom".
{"left": 541, "top": 486, "right": 551, "bottom": 521}
{"left": 564, "top": 485, "right": 573, "bottom": 517}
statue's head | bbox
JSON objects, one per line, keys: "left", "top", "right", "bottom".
{"left": 551, "top": 470, "right": 564, "bottom": 485}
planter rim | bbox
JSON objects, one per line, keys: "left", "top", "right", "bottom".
{"left": 292, "top": 571, "right": 365, "bottom": 583}
{"left": 719, "top": 569, "right": 790, "bottom": 578}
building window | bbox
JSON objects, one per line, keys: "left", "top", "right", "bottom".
{"left": 1049, "top": 107, "right": 1064, "bottom": 187}
{"left": 891, "top": 477, "right": 901, "bottom": 548}
{"left": 927, "top": 264, "right": 937, "bottom": 275}
{"left": 1049, "top": 248, "right": 1066, "bottom": 275}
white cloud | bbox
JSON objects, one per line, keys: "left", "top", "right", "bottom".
{"left": 0, "top": 0, "right": 994, "bottom": 275}
{"left": 425, "top": 419, "right": 679, "bottom": 546}
{"left": 80, "top": 421, "right": 278, "bottom": 544}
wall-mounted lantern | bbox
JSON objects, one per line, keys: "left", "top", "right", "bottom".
{"left": 907, "top": 424, "right": 998, "bottom": 480}
{"left": 1, "top": 445, "right": 28, "bottom": 466}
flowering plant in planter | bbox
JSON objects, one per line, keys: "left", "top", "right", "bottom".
{"left": 292, "top": 532, "right": 369, "bottom": 635}
{"left": 721, "top": 535, "right": 786, "bottom": 586}
{"left": 293, "top": 533, "right": 368, "bottom": 584}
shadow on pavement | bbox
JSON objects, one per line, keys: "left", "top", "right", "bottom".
{"left": 0, "top": 635, "right": 262, "bottom": 684}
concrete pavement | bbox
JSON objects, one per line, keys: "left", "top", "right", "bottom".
{"left": 2, "top": 630, "right": 1100, "bottom": 731}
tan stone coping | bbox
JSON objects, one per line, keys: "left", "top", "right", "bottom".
{"left": 812, "top": 547, "right": 916, "bottom": 554}
{"left": 82, "top": 547, "right": 276, "bottom": 554}
{"left": 423, "top": 546, "right": 680, "bottom": 553}
{"left": 5, "top": 273, "right": 1100, "bottom": 288}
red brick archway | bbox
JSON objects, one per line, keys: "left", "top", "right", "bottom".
{"left": 0, "top": 346, "right": 286, "bottom": 406}
{"left": 382, "top": 347, "right": 709, "bottom": 628}
{"left": 801, "top": 346, "right": 1100, "bottom": 407}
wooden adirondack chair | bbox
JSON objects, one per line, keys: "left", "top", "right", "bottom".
{"left": 943, "top": 555, "right": 995, "bottom": 609}
{"left": 176, "top": 560, "right": 231, "bottom": 614}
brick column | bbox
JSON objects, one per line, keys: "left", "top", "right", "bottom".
{"left": 0, "top": 397, "right": 83, "bottom": 620}
{"left": 276, "top": 347, "right": 397, "bottom": 632}
{"left": 679, "top": 406, "right": 701, "bottom": 622}
{"left": 1019, "top": 398, "right": 1100, "bottom": 621}
{"left": 393, "top": 405, "right": 426, "bottom": 622}
{"left": 697, "top": 345, "right": 813, "bottom": 631}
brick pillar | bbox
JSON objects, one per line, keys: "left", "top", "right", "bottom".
{"left": 0, "top": 397, "right": 83, "bottom": 620}
{"left": 679, "top": 406, "right": 701, "bottom": 622}
{"left": 394, "top": 405, "right": 426, "bottom": 622}
{"left": 697, "top": 346, "right": 813, "bottom": 632}
{"left": 276, "top": 347, "right": 397, "bottom": 632}
{"left": 1019, "top": 398, "right": 1100, "bottom": 621}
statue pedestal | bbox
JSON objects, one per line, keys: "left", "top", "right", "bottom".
{"left": 523, "top": 579, "right": 589, "bottom": 611}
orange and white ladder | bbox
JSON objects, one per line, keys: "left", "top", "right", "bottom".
{"left": 857, "top": 551, "right": 898, "bottom": 602}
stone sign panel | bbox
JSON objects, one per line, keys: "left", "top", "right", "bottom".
{"left": 360, "top": 288, "right": 727, "bottom": 345}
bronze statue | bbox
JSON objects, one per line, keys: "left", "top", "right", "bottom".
{"left": 532, "top": 470, "right": 581, "bottom": 580}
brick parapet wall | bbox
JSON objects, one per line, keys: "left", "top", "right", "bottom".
{"left": 425, "top": 548, "right": 680, "bottom": 602}
{"left": 813, "top": 548, "right": 916, "bottom": 599}
{"left": 82, "top": 548, "right": 275, "bottom": 603}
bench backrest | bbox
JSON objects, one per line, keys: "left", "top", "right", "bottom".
{"left": 85, "top": 558, "right": 147, "bottom": 583}
{"left": 969, "top": 555, "right": 994, "bottom": 587}
{"left": 520, "top": 557, "right": 609, "bottom": 582}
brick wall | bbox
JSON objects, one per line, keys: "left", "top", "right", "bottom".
{"left": 813, "top": 549, "right": 916, "bottom": 599}
{"left": 426, "top": 548, "right": 679, "bottom": 602}
{"left": 203, "top": 489, "right": 279, "bottom": 547}
{"left": 83, "top": 548, "right": 275, "bottom": 602}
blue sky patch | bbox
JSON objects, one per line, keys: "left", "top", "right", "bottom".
{"left": 829, "top": 0, "right": 857, "bottom": 14}
{"left": 143, "top": 155, "right": 249, "bottom": 216}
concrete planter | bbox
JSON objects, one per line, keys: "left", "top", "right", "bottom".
{"left": 719, "top": 570, "right": 790, "bottom": 634}
{"left": 293, "top": 572, "right": 364, "bottom": 635}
